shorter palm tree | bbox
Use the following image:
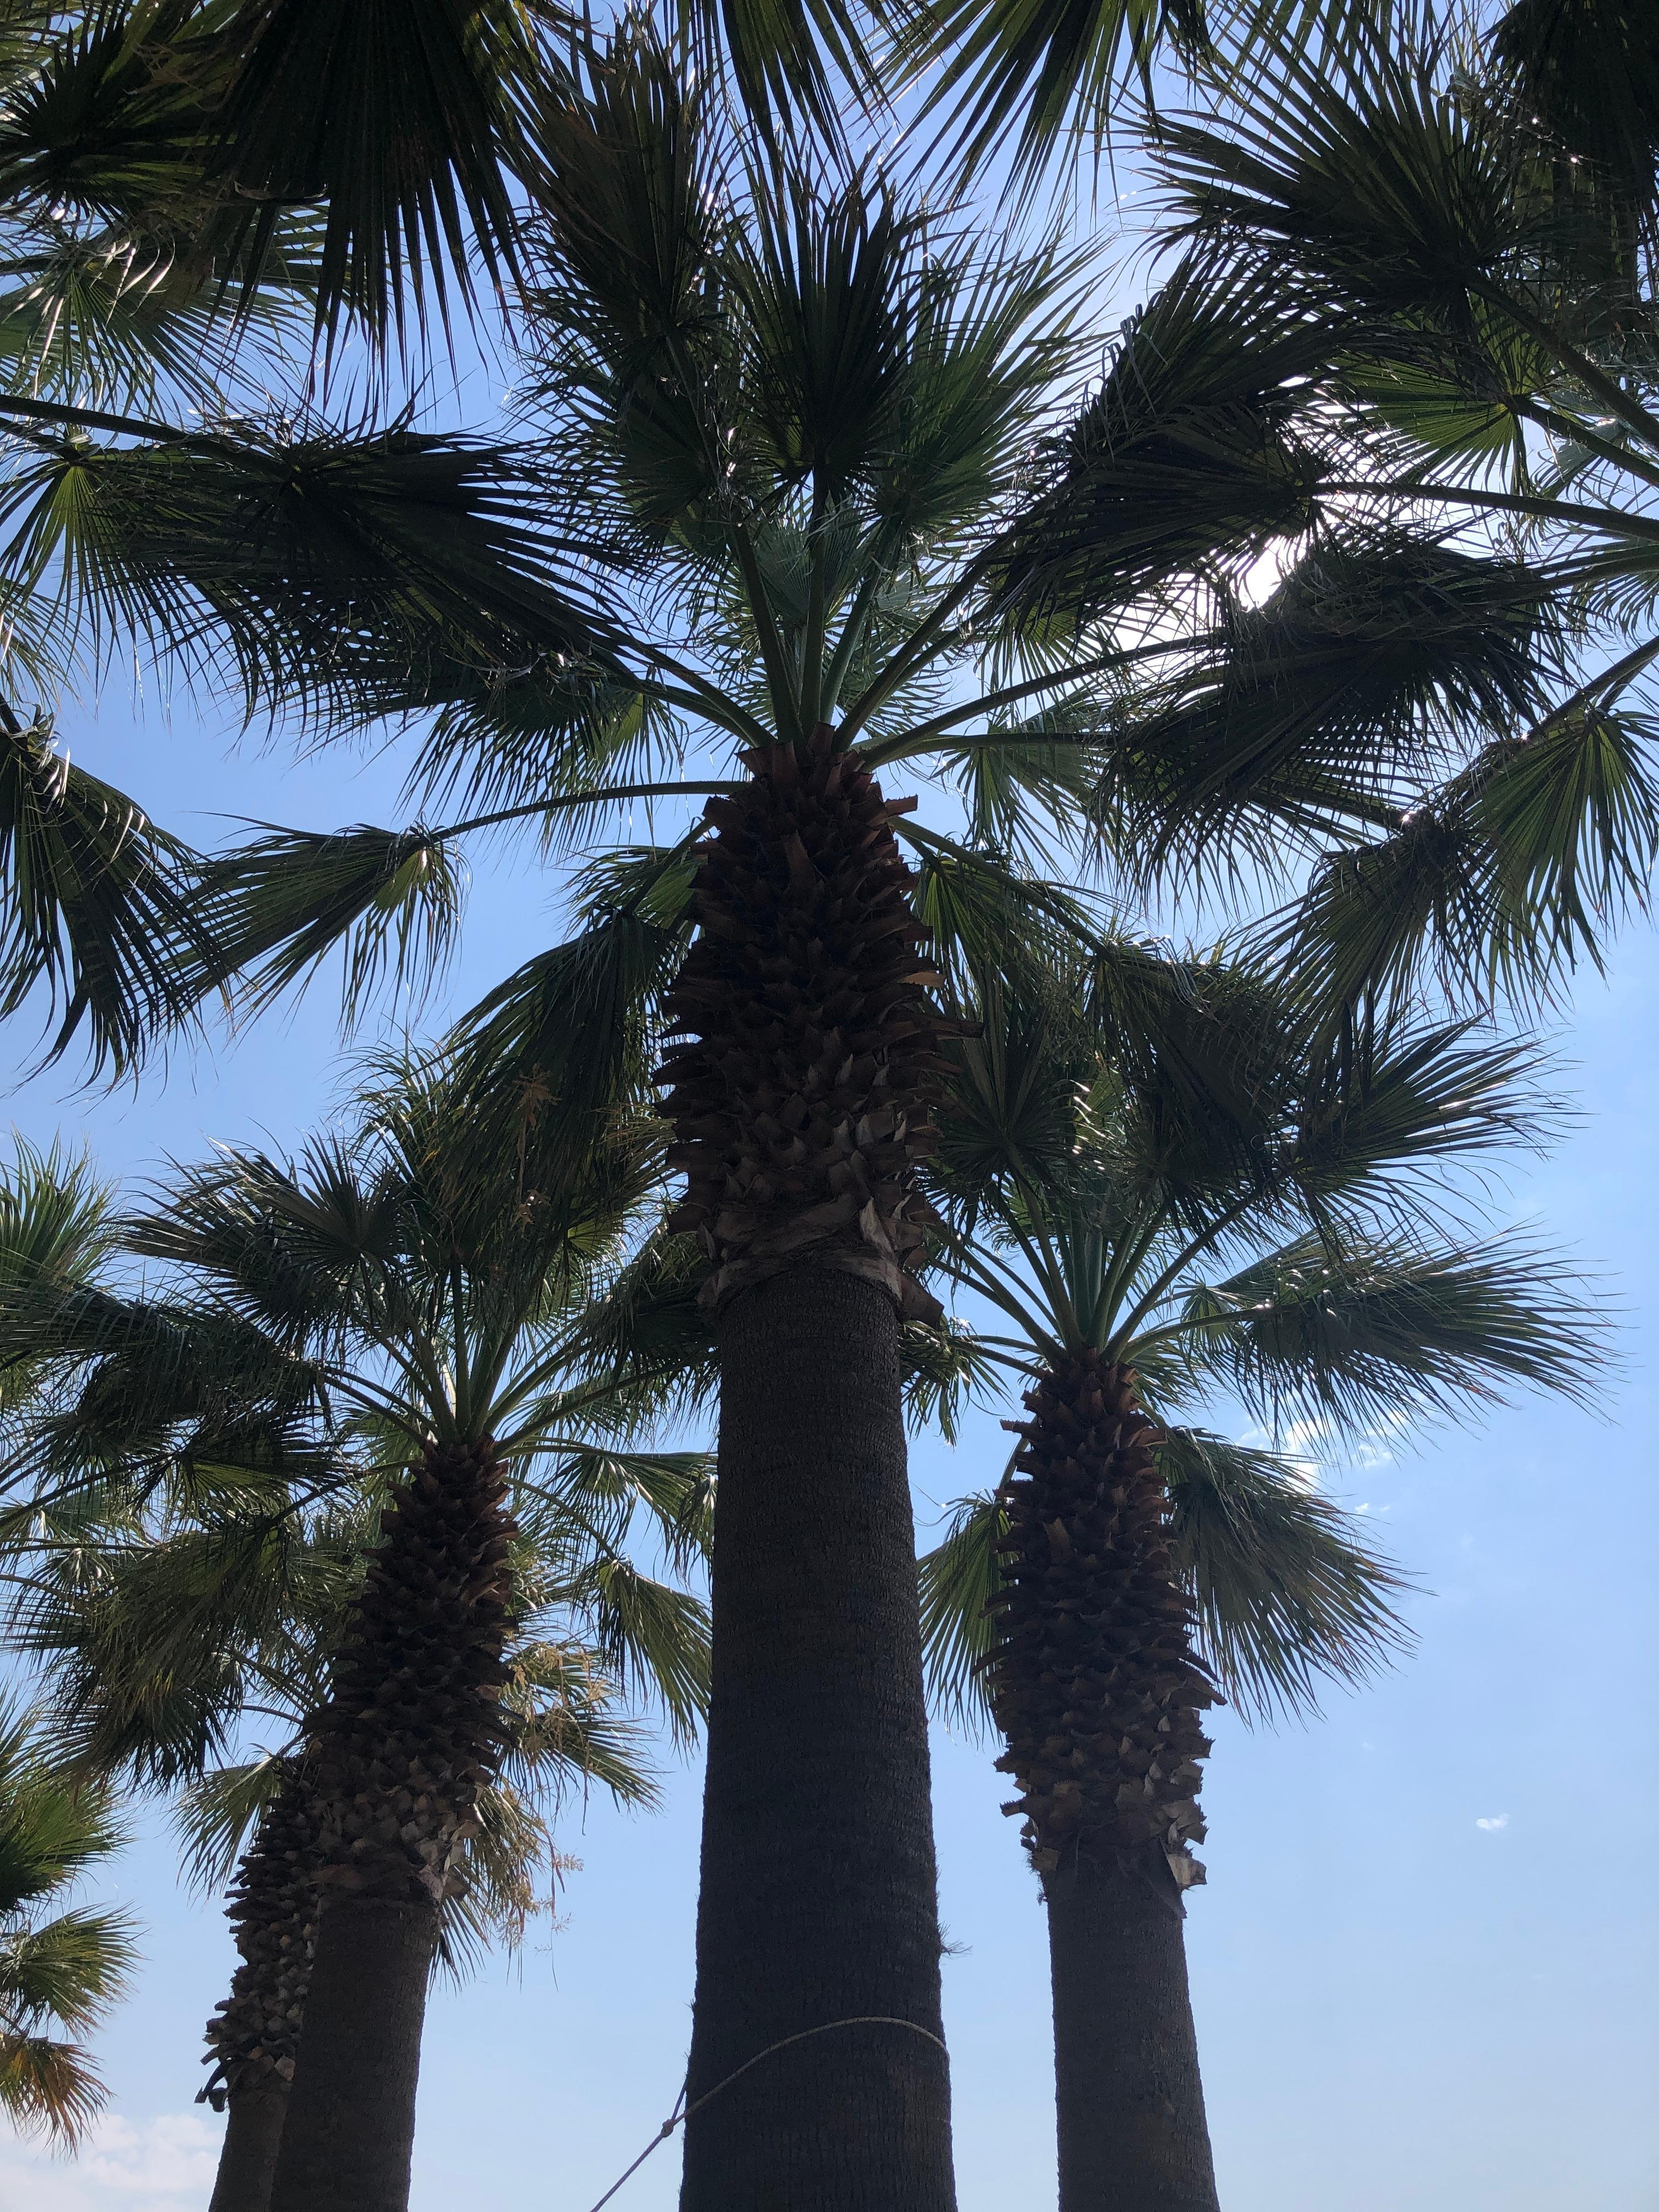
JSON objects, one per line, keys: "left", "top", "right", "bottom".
{"left": 918, "top": 947, "right": 1604, "bottom": 2212}
{"left": 0, "top": 1700, "right": 138, "bottom": 2147}
{"left": 0, "top": 1075, "right": 710, "bottom": 2212}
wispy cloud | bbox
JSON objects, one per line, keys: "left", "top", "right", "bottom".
{"left": 0, "top": 2112, "right": 219, "bottom": 2212}
{"left": 1475, "top": 1813, "right": 1510, "bottom": 1832}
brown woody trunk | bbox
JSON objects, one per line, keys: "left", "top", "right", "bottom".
{"left": 662, "top": 731, "right": 957, "bottom": 2210}
{"left": 267, "top": 1437, "right": 515, "bottom": 2212}
{"left": 990, "top": 1350, "right": 1220, "bottom": 2212}
{"left": 208, "top": 2084, "right": 289, "bottom": 2212}
{"left": 1043, "top": 1851, "right": 1218, "bottom": 2212}
{"left": 200, "top": 1760, "right": 320, "bottom": 2212}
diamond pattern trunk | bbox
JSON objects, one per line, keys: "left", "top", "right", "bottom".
{"left": 989, "top": 1350, "right": 1221, "bottom": 2212}
{"left": 662, "top": 729, "right": 957, "bottom": 2211}
{"left": 199, "top": 1759, "right": 320, "bottom": 2212}
{"left": 267, "top": 1437, "right": 515, "bottom": 2212}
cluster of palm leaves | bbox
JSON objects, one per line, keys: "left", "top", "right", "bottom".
{"left": 0, "top": 2, "right": 1647, "bottom": 2210}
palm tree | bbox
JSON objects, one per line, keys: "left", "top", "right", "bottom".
{"left": 0, "top": 1699, "right": 138, "bottom": 2147}
{"left": 5, "top": 1436, "right": 683, "bottom": 2212}
{"left": 0, "top": 1081, "right": 711, "bottom": 2212}
{"left": 1129, "top": 1, "right": 1659, "bottom": 1022}
{"left": 3, "top": 18, "right": 1646, "bottom": 2202}
{"left": 110, "top": 26, "right": 1659, "bottom": 2199}
{"left": 911, "top": 941, "right": 1603, "bottom": 2209}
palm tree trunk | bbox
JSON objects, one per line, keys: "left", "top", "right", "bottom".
{"left": 990, "top": 1350, "right": 1220, "bottom": 2212}
{"left": 662, "top": 730, "right": 957, "bottom": 2210}
{"left": 1043, "top": 1850, "right": 1218, "bottom": 2212}
{"left": 267, "top": 1437, "right": 515, "bottom": 2212}
{"left": 208, "top": 2085, "right": 290, "bottom": 2212}
{"left": 200, "top": 1759, "right": 320, "bottom": 2212}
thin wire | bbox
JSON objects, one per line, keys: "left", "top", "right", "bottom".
{"left": 580, "top": 2015, "right": 950, "bottom": 2212}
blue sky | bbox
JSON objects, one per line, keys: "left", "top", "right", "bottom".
{"left": 1, "top": 643, "right": 1655, "bottom": 2212}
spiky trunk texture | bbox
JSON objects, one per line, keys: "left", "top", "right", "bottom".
{"left": 989, "top": 1350, "right": 1220, "bottom": 2212}
{"left": 661, "top": 724, "right": 947, "bottom": 1317}
{"left": 662, "top": 730, "right": 957, "bottom": 2211}
{"left": 199, "top": 1760, "right": 320, "bottom": 2212}
{"left": 267, "top": 1437, "right": 515, "bottom": 2212}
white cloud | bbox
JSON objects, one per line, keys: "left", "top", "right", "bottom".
{"left": 1475, "top": 1813, "right": 1510, "bottom": 1832}
{"left": 0, "top": 2113, "right": 220, "bottom": 2212}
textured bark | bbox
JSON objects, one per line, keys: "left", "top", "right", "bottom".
{"left": 1043, "top": 1852, "right": 1219, "bottom": 2212}
{"left": 989, "top": 1350, "right": 1219, "bottom": 2211}
{"left": 266, "top": 1898, "right": 437, "bottom": 2212}
{"left": 678, "top": 1267, "right": 955, "bottom": 2212}
{"left": 207, "top": 2084, "right": 289, "bottom": 2212}
{"left": 267, "top": 1437, "right": 516, "bottom": 2212}
{"left": 662, "top": 728, "right": 956, "bottom": 2208}
{"left": 200, "top": 1762, "right": 319, "bottom": 2119}
{"left": 660, "top": 723, "right": 950, "bottom": 1319}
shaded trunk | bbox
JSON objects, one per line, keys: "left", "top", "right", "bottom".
{"left": 989, "top": 1350, "right": 1220, "bottom": 2212}
{"left": 1043, "top": 1850, "right": 1218, "bottom": 2212}
{"left": 199, "top": 1760, "right": 320, "bottom": 2211}
{"left": 208, "top": 2084, "right": 289, "bottom": 2212}
{"left": 268, "top": 1437, "right": 515, "bottom": 2212}
{"left": 265, "top": 1897, "right": 438, "bottom": 2212}
{"left": 662, "top": 729, "right": 956, "bottom": 2209}
{"left": 679, "top": 1267, "right": 954, "bottom": 2211}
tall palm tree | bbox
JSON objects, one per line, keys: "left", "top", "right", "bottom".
{"left": 0, "top": 1080, "right": 710, "bottom": 2212}
{"left": 114, "top": 26, "right": 1659, "bottom": 2200}
{"left": 0, "top": 1699, "right": 138, "bottom": 2147}
{"left": 912, "top": 943, "right": 1603, "bottom": 2209}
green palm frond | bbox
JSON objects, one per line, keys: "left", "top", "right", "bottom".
{"left": 1170, "top": 1231, "right": 1605, "bottom": 1436}
{"left": 578, "top": 1554, "right": 710, "bottom": 1752}
{"left": 917, "top": 1488, "right": 1005, "bottom": 1737}
{"left": 902, "top": 1314, "right": 1000, "bottom": 1445}
{"left": 445, "top": 868, "right": 691, "bottom": 1203}
{"left": 172, "top": 1753, "right": 291, "bottom": 1897}
{"left": 0, "top": 711, "right": 208, "bottom": 1074}
{"left": 1491, "top": 0, "right": 1659, "bottom": 251}
{"left": 210, "top": 0, "right": 555, "bottom": 348}
{"left": 982, "top": 253, "right": 1331, "bottom": 633}
{"left": 898, "top": 0, "right": 1206, "bottom": 186}
{"left": 1161, "top": 1425, "right": 1414, "bottom": 1722}
{"left": 0, "top": 2030, "right": 110, "bottom": 2147}
{"left": 1282, "top": 704, "right": 1659, "bottom": 1018}
{"left": 186, "top": 820, "right": 468, "bottom": 1028}
{"left": 0, "top": 1701, "right": 137, "bottom": 2144}
{"left": 0, "top": 420, "right": 611, "bottom": 718}
{"left": 1092, "top": 532, "right": 1566, "bottom": 891}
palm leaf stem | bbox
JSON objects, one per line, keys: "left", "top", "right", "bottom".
{"left": 1532, "top": 631, "right": 1659, "bottom": 726}
{"left": 0, "top": 393, "right": 202, "bottom": 445}
{"left": 799, "top": 490, "right": 830, "bottom": 732}
{"left": 1515, "top": 399, "right": 1659, "bottom": 497}
{"left": 861, "top": 634, "right": 1212, "bottom": 765}
{"left": 1328, "top": 479, "right": 1659, "bottom": 544}
{"left": 1466, "top": 275, "right": 1659, "bottom": 453}
{"left": 836, "top": 564, "right": 989, "bottom": 744}
{"left": 1108, "top": 1192, "right": 1280, "bottom": 1354}
{"left": 817, "top": 562, "right": 885, "bottom": 720}
{"left": 936, "top": 1229, "right": 1069, "bottom": 1359}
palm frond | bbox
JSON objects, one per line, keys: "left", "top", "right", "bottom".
{"left": 1172, "top": 1231, "right": 1606, "bottom": 1435}
{"left": 983, "top": 253, "right": 1331, "bottom": 632}
{"left": 1162, "top": 1425, "right": 1414, "bottom": 1722}
{"left": 186, "top": 820, "right": 467, "bottom": 1028}
{"left": 211, "top": 0, "right": 553, "bottom": 347}
{"left": 1092, "top": 532, "right": 1566, "bottom": 892}
{"left": 0, "top": 711, "right": 207, "bottom": 1073}
{"left": 917, "top": 1488, "right": 1005, "bottom": 1739}
{"left": 1281, "top": 704, "right": 1659, "bottom": 1018}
